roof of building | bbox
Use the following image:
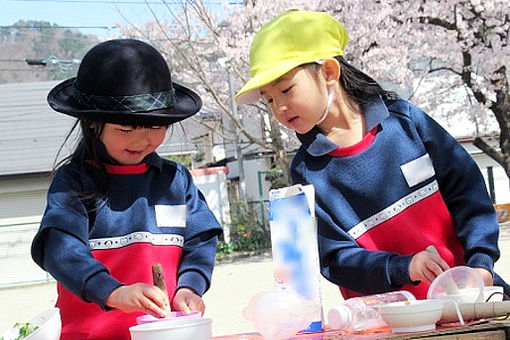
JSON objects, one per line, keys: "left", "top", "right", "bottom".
{"left": 0, "top": 81, "right": 202, "bottom": 177}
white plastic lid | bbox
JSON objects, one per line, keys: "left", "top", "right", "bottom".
{"left": 327, "top": 305, "right": 352, "bottom": 330}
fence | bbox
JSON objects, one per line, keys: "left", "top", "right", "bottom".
{"left": 0, "top": 216, "right": 54, "bottom": 288}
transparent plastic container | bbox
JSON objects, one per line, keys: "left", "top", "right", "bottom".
{"left": 427, "top": 266, "right": 484, "bottom": 303}
{"left": 327, "top": 291, "right": 415, "bottom": 331}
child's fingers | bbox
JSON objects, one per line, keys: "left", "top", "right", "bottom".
{"left": 437, "top": 257, "right": 450, "bottom": 272}
{"left": 473, "top": 267, "right": 493, "bottom": 286}
{"left": 172, "top": 288, "right": 205, "bottom": 315}
{"left": 186, "top": 298, "right": 205, "bottom": 315}
{"left": 136, "top": 285, "right": 170, "bottom": 317}
{"left": 141, "top": 296, "right": 169, "bottom": 318}
{"left": 423, "top": 259, "right": 444, "bottom": 283}
{"left": 426, "top": 245, "right": 450, "bottom": 271}
{"left": 173, "top": 299, "right": 192, "bottom": 315}
{"left": 143, "top": 285, "right": 170, "bottom": 308}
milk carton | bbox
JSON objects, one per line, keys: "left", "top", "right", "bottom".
{"left": 269, "top": 184, "right": 323, "bottom": 333}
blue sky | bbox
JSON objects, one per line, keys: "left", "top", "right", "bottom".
{"left": 1, "top": 0, "right": 234, "bottom": 37}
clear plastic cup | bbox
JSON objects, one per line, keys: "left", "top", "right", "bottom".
{"left": 427, "top": 266, "right": 484, "bottom": 303}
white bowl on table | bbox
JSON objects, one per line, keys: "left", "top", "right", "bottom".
{"left": 377, "top": 300, "right": 444, "bottom": 333}
{"left": 129, "top": 317, "right": 212, "bottom": 340}
{"left": 1, "top": 307, "right": 61, "bottom": 340}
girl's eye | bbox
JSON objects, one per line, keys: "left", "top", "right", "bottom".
{"left": 282, "top": 86, "right": 292, "bottom": 94}
{"left": 119, "top": 129, "right": 132, "bottom": 134}
{"left": 262, "top": 96, "right": 273, "bottom": 104}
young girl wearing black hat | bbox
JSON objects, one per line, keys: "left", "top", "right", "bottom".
{"left": 31, "top": 39, "right": 223, "bottom": 339}
{"left": 236, "top": 10, "right": 509, "bottom": 301}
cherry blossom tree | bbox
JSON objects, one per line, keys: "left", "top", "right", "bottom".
{"left": 116, "top": 0, "right": 510, "bottom": 182}
{"left": 321, "top": 0, "right": 510, "bottom": 181}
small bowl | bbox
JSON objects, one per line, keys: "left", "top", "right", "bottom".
{"left": 136, "top": 311, "right": 201, "bottom": 324}
{"left": 1, "top": 307, "right": 61, "bottom": 340}
{"left": 377, "top": 300, "right": 443, "bottom": 333}
{"left": 129, "top": 317, "right": 212, "bottom": 340}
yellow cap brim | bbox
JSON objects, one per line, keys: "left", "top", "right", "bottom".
{"left": 235, "top": 58, "right": 323, "bottom": 105}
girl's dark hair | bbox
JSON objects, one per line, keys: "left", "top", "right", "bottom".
{"left": 336, "top": 56, "right": 399, "bottom": 102}
{"left": 53, "top": 120, "right": 109, "bottom": 203}
{"left": 305, "top": 56, "right": 399, "bottom": 104}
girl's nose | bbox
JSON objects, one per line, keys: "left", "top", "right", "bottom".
{"left": 275, "top": 98, "right": 288, "bottom": 113}
{"left": 131, "top": 128, "right": 150, "bottom": 143}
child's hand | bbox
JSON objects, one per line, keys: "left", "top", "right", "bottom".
{"left": 409, "top": 250, "right": 450, "bottom": 284}
{"left": 172, "top": 287, "right": 205, "bottom": 315}
{"left": 473, "top": 267, "right": 493, "bottom": 286}
{"left": 106, "top": 283, "right": 170, "bottom": 318}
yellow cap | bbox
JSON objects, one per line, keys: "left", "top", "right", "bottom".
{"left": 235, "top": 10, "right": 349, "bottom": 105}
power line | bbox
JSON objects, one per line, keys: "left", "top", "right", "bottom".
{"left": 0, "top": 68, "right": 54, "bottom": 71}
{"left": 0, "top": 59, "right": 28, "bottom": 63}
{"left": 5, "top": 0, "right": 233, "bottom": 4}
{"left": 0, "top": 25, "right": 117, "bottom": 29}
{"left": 6, "top": 0, "right": 174, "bottom": 3}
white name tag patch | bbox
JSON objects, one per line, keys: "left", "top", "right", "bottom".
{"left": 400, "top": 153, "right": 435, "bottom": 187}
{"left": 155, "top": 205, "right": 187, "bottom": 227}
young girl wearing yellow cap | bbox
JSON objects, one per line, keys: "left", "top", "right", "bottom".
{"left": 236, "top": 10, "right": 509, "bottom": 300}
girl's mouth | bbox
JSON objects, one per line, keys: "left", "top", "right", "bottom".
{"left": 288, "top": 116, "right": 299, "bottom": 126}
{"left": 126, "top": 150, "right": 144, "bottom": 156}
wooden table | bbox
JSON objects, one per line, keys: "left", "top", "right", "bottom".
{"left": 213, "top": 320, "right": 510, "bottom": 340}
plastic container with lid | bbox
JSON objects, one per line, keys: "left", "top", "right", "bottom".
{"left": 427, "top": 266, "right": 484, "bottom": 303}
{"left": 327, "top": 290, "right": 415, "bottom": 332}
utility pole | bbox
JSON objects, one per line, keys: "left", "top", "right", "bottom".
{"left": 219, "top": 57, "right": 247, "bottom": 204}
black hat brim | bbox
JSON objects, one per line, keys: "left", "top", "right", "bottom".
{"left": 47, "top": 78, "right": 202, "bottom": 126}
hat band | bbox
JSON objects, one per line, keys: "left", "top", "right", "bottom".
{"left": 72, "top": 85, "right": 175, "bottom": 112}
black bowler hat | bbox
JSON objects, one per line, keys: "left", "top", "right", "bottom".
{"left": 47, "top": 39, "right": 202, "bottom": 126}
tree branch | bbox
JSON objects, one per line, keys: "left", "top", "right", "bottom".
{"left": 429, "top": 67, "right": 461, "bottom": 76}
{"left": 473, "top": 137, "right": 505, "bottom": 165}
{"left": 418, "top": 16, "right": 456, "bottom": 30}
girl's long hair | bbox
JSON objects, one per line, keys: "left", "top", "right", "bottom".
{"left": 336, "top": 56, "right": 399, "bottom": 102}
{"left": 53, "top": 120, "right": 109, "bottom": 204}
{"left": 305, "top": 56, "right": 399, "bottom": 104}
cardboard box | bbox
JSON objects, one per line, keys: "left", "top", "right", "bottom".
{"left": 269, "top": 184, "right": 324, "bottom": 333}
{"left": 494, "top": 203, "right": 510, "bottom": 223}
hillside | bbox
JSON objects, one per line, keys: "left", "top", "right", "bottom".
{"left": 0, "top": 20, "right": 99, "bottom": 83}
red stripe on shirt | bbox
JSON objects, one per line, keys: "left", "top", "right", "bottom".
{"left": 328, "top": 127, "right": 378, "bottom": 157}
{"left": 105, "top": 163, "right": 150, "bottom": 175}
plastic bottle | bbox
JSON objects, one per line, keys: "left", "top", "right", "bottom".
{"left": 327, "top": 290, "right": 416, "bottom": 331}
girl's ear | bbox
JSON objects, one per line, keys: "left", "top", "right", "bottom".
{"left": 321, "top": 58, "right": 340, "bottom": 87}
